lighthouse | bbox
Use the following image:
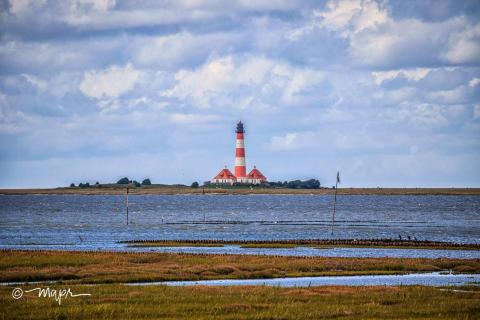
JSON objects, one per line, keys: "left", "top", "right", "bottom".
{"left": 211, "top": 121, "right": 267, "bottom": 185}
{"left": 234, "top": 121, "right": 247, "bottom": 182}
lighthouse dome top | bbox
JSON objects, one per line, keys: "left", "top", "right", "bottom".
{"left": 236, "top": 121, "right": 244, "bottom": 133}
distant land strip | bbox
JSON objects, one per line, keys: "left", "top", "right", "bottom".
{"left": 1, "top": 187, "right": 480, "bottom": 196}
{"left": 120, "top": 239, "right": 480, "bottom": 250}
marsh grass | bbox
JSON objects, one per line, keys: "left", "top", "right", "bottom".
{"left": 0, "top": 251, "right": 478, "bottom": 284}
{"left": 124, "top": 239, "right": 480, "bottom": 250}
{"left": 128, "top": 242, "right": 224, "bottom": 248}
{"left": 239, "top": 243, "right": 299, "bottom": 248}
{"left": 1, "top": 284, "right": 479, "bottom": 319}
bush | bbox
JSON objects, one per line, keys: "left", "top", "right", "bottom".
{"left": 267, "top": 179, "right": 320, "bottom": 189}
{"left": 117, "top": 177, "right": 130, "bottom": 184}
{"left": 133, "top": 180, "right": 141, "bottom": 187}
{"left": 141, "top": 178, "right": 151, "bottom": 185}
{"left": 191, "top": 182, "right": 199, "bottom": 188}
{"left": 70, "top": 183, "right": 75, "bottom": 188}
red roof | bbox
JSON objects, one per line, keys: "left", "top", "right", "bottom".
{"left": 213, "top": 168, "right": 236, "bottom": 180}
{"left": 247, "top": 167, "right": 267, "bottom": 180}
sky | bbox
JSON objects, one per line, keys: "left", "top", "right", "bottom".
{"left": 0, "top": 0, "right": 479, "bottom": 188}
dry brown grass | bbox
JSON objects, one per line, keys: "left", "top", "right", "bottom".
{"left": 0, "top": 250, "right": 478, "bottom": 284}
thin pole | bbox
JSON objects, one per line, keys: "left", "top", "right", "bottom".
{"left": 331, "top": 171, "right": 340, "bottom": 235}
{"left": 126, "top": 187, "right": 129, "bottom": 225}
{"left": 331, "top": 182, "right": 338, "bottom": 235}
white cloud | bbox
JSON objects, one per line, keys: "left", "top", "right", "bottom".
{"left": 371, "top": 68, "right": 431, "bottom": 85}
{"left": 288, "top": 0, "right": 387, "bottom": 41}
{"left": 162, "top": 56, "right": 324, "bottom": 108}
{"left": 297, "top": 3, "right": 478, "bottom": 69}
{"left": 268, "top": 132, "right": 319, "bottom": 151}
{"left": 21, "top": 74, "right": 47, "bottom": 91}
{"left": 474, "top": 105, "right": 480, "bottom": 119}
{"left": 316, "top": 0, "right": 387, "bottom": 35}
{"left": 268, "top": 132, "right": 300, "bottom": 151}
{"left": 387, "top": 103, "right": 466, "bottom": 127}
{"left": 79, "top": 64, "right": 141, "bottom": 99}
{"left": 170, "top": 113, "right": 221, "bottom": 124}
{"left": 469, "top": 78, "right": 480, "bottom": 87}
{"left": 76, "top": 0, "right": 116, "bottom": 12}
{"left": 9, "top": 0, "right": 46, "bottom": 15}
{"left": 442, "top": 22, "right": 480, "bottom": 64}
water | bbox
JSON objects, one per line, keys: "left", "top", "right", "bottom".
{"left": 123, "top": 245, "right": 480, "bottom": 259}
{"left": 4, "top": 272, "right": 478, "bottom": 288}
{"left": 132, "top": 272, "right": 480, "bottom": 287}
{"left": 0, "top": 194, "right": 479, "bottom": 257}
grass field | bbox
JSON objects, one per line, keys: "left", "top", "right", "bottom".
{"left": 1, "top": 251, "right": 479, "bottom": 319}
{"left": 1, "top": 250, "right": 479, "bottom": 284}
{"left": 1, "top": 284, "right": 479, "bottom": 319}
{"left": 1, "top": 186, "right": 480, "bottom": 195}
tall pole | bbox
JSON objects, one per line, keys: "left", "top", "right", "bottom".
{"left": 331, "top": 171, "right": 340, "bottom": 235}
{"left": 126, "top": 187, "right": 129, "bottom": 225}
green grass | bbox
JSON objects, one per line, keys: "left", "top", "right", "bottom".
{"left": 0, "top": 250, "right": 478, "bottom": 284}
{"left": 1, "top": 284, "right": 479, "bottom": 319}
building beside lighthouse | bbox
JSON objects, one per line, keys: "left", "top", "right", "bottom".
{"left": 211, "top": 121, "right": 267, "bottom": 185}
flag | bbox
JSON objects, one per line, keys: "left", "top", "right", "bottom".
{"left": 336, "top": 171, "right": 341, "bottom": 184}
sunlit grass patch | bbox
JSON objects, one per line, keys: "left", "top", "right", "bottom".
{"left": 0, "top": 284, "right": 479, "bottom": 319}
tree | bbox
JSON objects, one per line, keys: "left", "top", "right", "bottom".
{"left": 141, "top": 178, "right": 151, "bottom": 185}
{"left": 117, "top": 177, "right": 130, "bottom": 184}
{"left": 191, "top": 182, "right": 199, "bottom": 188}
{"left": 133, "top": 180, "right": 141, "bottom": 187}
{"left": 70, "top": 183, "right": 75, "bottom": 187}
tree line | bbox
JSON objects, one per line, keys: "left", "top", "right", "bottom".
{"left": 202, "top": 178, "right": 321, "bottom": 189}
{"left": 70, "top": 177, "right": 152, "bottom": 188}
{"left": 70, "top": 178, "right": 321, "bottom": 189}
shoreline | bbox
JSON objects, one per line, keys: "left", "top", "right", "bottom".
{"left": 1, "top": 187, "right": 480, "bottom": 196}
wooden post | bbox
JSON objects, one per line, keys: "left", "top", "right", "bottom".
{"left": 126, "top": 187, "right": 129, "bottom": 225}
{"left": 331, "top": 171, "right": 340, "bottom": 235}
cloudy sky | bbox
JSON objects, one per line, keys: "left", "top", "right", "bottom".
{"left": 1, "top": 0, "right": 479, "bottom": 188}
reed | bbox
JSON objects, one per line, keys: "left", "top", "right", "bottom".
{"left": 0, "top": 250, "right": 478, "bottom": 284}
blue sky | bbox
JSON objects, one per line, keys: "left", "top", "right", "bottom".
{"left": 0, "top": 0, "right": 479, "bottom": 188}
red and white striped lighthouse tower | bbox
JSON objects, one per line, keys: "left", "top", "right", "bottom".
{"left": 234, "top": 121, "right": 247, "bottom": 180}
{"left": 211, "top": 121, "right": 267, "bottom": 185}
